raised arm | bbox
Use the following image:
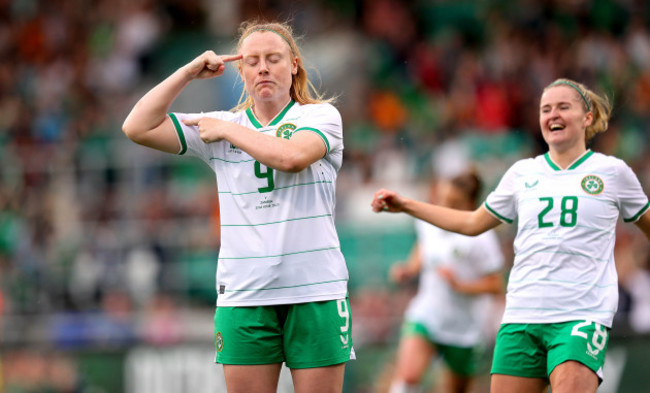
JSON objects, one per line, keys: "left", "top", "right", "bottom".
{"left": 371, "top": 188, "right": 502, "bottom": 236}
{"left": 438, "top": 268, "right": 504, "bottom": 295}
{"left": 122, "top": 51, "right": 242, "bottom": 153}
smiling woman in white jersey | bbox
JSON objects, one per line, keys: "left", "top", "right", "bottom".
{"left": 370, "top": 78, "right": 650, "bottom": 393}
{"left": 122, "top": 20, "right": 352, "bottom": 393}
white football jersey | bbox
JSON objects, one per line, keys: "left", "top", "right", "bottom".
{"left": 170, "top": 101, "right": 348, "bottom": 306}
{"left": 485, "top": 150, "right": 649, "bottom": 327}
{"left": 405, "top": 220, "right": 504, "bottom": 347}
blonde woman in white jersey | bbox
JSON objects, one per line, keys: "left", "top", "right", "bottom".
{"left": 388, "top": 170, "right": 505, "bottom": 393}
{"left": 123, "top": 20, "right": 352, "bottom": 393}
{"left": 371, "top": 78, "right": 650, "bottom": 393}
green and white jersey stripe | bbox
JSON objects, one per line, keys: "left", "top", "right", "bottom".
{"left": 485, "top": 150, "right": 649, "bottom": 327}
{"left": 169, "top": 101, "right": 348, "bottom": 306}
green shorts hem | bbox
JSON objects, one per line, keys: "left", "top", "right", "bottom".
{"left": 549, "top": 357, "right": 602, "bottom": 380}
{"left": 491, "top": 322, "right": 608, "bottom": 380}
{"left": 400, "top": 320, "right": 431, "bottom": 340}
{"left": 216, "top": 355, "right": 350, "bottom": 369}
{"left": 286, "top": 355, "right": 350, "bottom": 369}
{"left": 216, "top": 355, "right": 285, "bottom": 366}
{"left": 215, "top": 299, "right": 353, "bottom": 368}
{"left": 492, "top": 357, "right": 601, "bottom": 381}
{"left": 490, "top": 366, "right": 547, "bottom": 379}
{"left": 401, "top": 320, "right": 479, "bottom": 376}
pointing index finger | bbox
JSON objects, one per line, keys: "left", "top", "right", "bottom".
{"left": 182, "top": 118, "right": 199, "bottom": 126}
{"left": 221, "top": 54, "right": 243, "bottom": 63}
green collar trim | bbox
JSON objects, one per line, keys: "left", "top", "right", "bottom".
{"left": 245, "top": 100, "right": 295, "bottom": 129}
{"left": 568, "top": 150, "right": 593, "bottom": 170}
{"left": 245, "top": 107, "right": 262, "bottom": 128}
{"left": 544, "top": 153, "right": 561, "bottom": 171}
{"left": 544, "top": 150, "right": 593, "bottom": 171}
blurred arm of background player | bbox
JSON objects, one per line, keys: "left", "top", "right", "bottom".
{"left": 390, "top": 243, "right": 422, "bottom": 284}
{"left": 437, "top": 267, "right": 504, "bottom": 296}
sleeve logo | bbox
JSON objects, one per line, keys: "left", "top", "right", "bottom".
{"left": 581, "top": 175, "right": 604, "bottom": 195}
{"left": 276, "top": 123, "right": 297, "bottom": 139}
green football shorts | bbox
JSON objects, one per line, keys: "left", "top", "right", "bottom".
{"left": 401, "top": 320, "right": 481, "bottom": 376}
{"left": 491, "top": 321, "right": 609, "bottom": 380}
{"left": 214, "top": 298, "right": 354, "bottom": 369}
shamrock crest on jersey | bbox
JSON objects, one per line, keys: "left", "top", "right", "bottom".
{"left": 276, "top": 123, "right": 297, "bottom": 139}
{"left": 581, "top": 175, "right": 604, "bottom": 195}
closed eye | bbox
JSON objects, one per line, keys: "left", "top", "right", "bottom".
{"left": 244, "top": 56, "right": 259, "bottom": 66}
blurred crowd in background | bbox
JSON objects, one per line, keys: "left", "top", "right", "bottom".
{"left": 2, "top": 0, "right": 650, "bottom": 392}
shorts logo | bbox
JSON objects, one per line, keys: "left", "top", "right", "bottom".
{"left": 276, "top": 123, "right": 297, "bottom": 139}
{"left": 581, "top": 175, "right": 604, "bottom": 195}
{"left": 216, "top": 332, "right": 223, "bottom": 352}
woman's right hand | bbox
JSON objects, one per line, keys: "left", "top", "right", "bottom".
{"left": 371, "top": 189, "right": 407, "bottom": 213}
{"left": 183, "top": 51, "right": 243, "bottom": 80}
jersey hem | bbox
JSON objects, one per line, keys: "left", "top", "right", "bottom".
{"left": 403, "top": 318, "right": 482, "bottom": 347}
{"left": 216, "top": 291, "right": 348, "bottom": 307}
{"left": 500, "top": 316, "right": 613, "bottom": 329}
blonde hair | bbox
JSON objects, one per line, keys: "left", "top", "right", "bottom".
{"left": 545, "top": 78, "right": 612, "bottom": 142}
{"left": 232, "top": 20, "right": 333, "bottom": 112}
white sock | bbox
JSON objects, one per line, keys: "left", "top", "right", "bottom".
{"left": 388, "top": 380, "right": 423, "bottom": 393}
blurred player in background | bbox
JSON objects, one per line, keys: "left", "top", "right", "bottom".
{"left": 122, "top": 20, "right": 352, "bottom": 393}
{"left": 371, "top": 78, "right": 650, "bottom": 393}
{"left": 388, "top": 170, "right": 504, "bottom": 393}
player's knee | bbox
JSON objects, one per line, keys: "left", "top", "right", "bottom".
{"left": 396, "top": 372, "right": 422, "bottom": 386}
